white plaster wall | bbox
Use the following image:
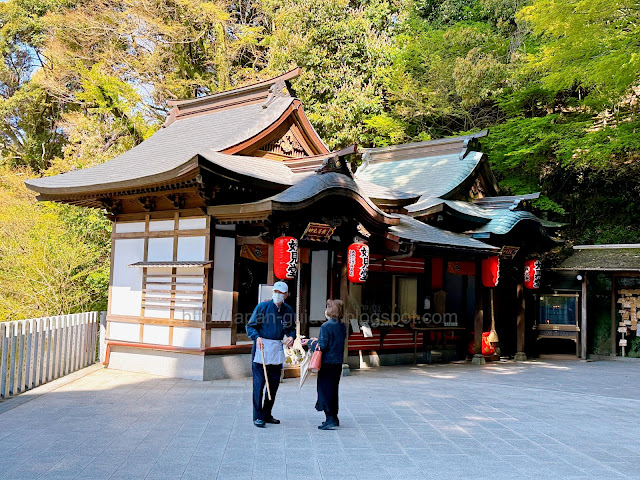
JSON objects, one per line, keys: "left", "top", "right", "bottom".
{"left": 147, "top": 237, "right": 174, "bottom": 262}
{"left": 115, "top": 222, "right": 145, "bottom": 233}
{"left": 142, "top": 324, "right": 170, "bottom": 345}
{"left": 109, "top": 321, "right": 140, "bottom": 342}
{"left": 210, "top": 328, "right": 232, "bottom": 347}
{"left": 177, "top": 236, "right": 206, "bottom": 261}
{"left": 111, "top": 238, "right": 144, "bottom": 316}
{"left": 310, "top": 250, "right": 329, "bottom": 322}
{"left": 211, "top": 227, "right": 235, "bottom": 323}
{"left": 172, "top": 327, "right": 202, "bottom": 348}
{"left": 179, "top": 217, "right": 207, "bottom": 230}
{"left": 148, "top": 220, "right": 174, "bottom": 232}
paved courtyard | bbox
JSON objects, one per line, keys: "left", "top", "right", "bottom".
{"left": 0, "top": 358, "right": 638, "bottom": 480}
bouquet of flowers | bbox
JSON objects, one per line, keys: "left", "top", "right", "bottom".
{"left": 284, "top": 337, "right": 307, "bottom": 365}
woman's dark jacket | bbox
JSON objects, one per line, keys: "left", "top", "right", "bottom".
{"left": 309, "top": 318, "right": 347, "bottom": 364}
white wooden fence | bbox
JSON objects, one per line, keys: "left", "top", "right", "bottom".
{"left": 0, "top": 312, "right": 102, "bottom": 399}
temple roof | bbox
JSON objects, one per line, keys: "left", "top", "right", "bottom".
{"left": 555, "top": 245, "right": 640, "bottom": 272}
{"left": 390, "top": 215, "right": 498, "bottom": 252}
{"left": 207, "top": 171, "right": 400, "bottom": 228}
{"left": 26, "top": 96, "right": 297, "bottom": 195}
{"left": 356, "top": 151, "right": 484, "bottom": 200}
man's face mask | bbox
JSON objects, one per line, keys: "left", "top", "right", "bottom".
{"left": 272, "top": 292, "right": 285, "bottom": 304}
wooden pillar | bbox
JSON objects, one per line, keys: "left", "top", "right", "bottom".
{"left": 581, "top": 274, "right": 588, "bottom": 359}
{"left": 340, "top": 263, "right": 351, "bottom": 374}
{"left": 611, "top": 274, "right": 617, "bottom": 356}
{"left": 514, "top": 281, "right": 527, "bottom": 361}
{"left": 472, "top": 259, "right": 485, "bottom": 365}
{"left": 267, "top": 243, "right": 275, "bottom": 284}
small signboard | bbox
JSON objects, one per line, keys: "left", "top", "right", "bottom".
{"left": 619, "top": 339, "right": 628, "bottom": 347}
{"left": 500, "top": 246, "right": 520, "bottom": 259}
{"left": 301, "top": 222, "right": 335, "bottom": 242}
{"left": 258, "top": 284, "right": 273, "bottom": 303}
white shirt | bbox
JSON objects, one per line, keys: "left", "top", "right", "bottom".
{"left": 253, "top": 339, "right": 285, "bottom": 365}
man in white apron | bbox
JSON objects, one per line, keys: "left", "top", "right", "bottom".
{"left": 246, "top": 281, "right": 295, "bottom": 427}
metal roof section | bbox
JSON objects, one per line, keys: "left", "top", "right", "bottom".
{"left": 353, "top": 178, "right": 419, "bottom": 204}
{"left": 25, "top": 96, "right": 295, "bottom": 195}
{"left": 469, "top": 210, "right": 548, "bottom": 237}
{"left": 390, "top": 214, "right": 498, "bottom": 252}
{"left": 359, "top": 130, "right": 488, "bottom": 162}
{"left": 555, "top": 245, "right": 640, "bottom": 272}
{"left": 355, "top": 151, "right": 483, "bottom": 200}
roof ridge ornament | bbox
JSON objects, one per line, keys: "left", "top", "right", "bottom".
{"left": 262, "top": 79, "right": 289, "bottom": 109}
{"left": 315, "top": 145, "right": 357, "bottom": 176}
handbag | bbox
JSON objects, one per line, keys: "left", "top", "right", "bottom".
{"left": 309, "top": 344, "right": 322, "bottom": 372}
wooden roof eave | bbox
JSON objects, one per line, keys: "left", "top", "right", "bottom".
{"left": 270, "top": 189, "right": 399, "bottom": 228}
{"left": 27, "top": 157, "right": 201, "bottom": 203}
{"left": 208, "top": 188, "right": 400, "bottom": 229}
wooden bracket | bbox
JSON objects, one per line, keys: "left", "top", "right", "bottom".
{"left": 138, "top": 196, "right": 156, "bottom": 212}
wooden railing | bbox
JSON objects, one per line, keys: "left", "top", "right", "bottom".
{"left": 0, "top": 312, "right": 103, "bottom": 399}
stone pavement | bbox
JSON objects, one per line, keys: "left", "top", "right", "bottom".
{"left": 0, "top": 357, "right": 639, "bottom": 480}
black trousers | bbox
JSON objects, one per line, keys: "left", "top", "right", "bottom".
{"left": 315, "top": 363, "right": 342, "bottom": 418}
{"left": 252, "top": 360, "right": 282, "bottom": 421}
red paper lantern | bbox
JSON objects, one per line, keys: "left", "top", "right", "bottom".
{"left": 481, "top": 256, "right": 500, "bottom": 288}
{"left": 524, "top": 259, "right": 542, "bottom": 289}
{"left": 482, "top": 332, "right": 496, "bottom": 356}
{"left": 347, "top": 243, "right": 369, "bottom": 283}
{"left": 273, "top": 236, "right": 298, "bottom": 280}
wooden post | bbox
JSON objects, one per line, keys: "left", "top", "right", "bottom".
{"left": 581, "top": 274, "right": 588, "bottom": 360}
{"left": 340, "top": 263, "right": 351, "bottom": 375}
{"left": 267, "top": 243, "right": 275, "bottom": 285}
{"left": 514, "top": 281, "right": 527, "bottom": 361}
{"left": 611, "top": 274, "right": 617, "bottom": 356}
{"left": 472, "top": 259, "right": 485, "bottom": 365}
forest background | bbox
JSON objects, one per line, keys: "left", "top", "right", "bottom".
{"left": 0, "top": 0, "right": 638, "bottom": 320}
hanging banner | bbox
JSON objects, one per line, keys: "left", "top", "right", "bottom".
{"left": 524, "top": 259, "right": 542, "bottom": 289}
{"left": 347, "top": 243, "right": 369, "bottom": 283}
{"left": 447, "top": 261, "right": 476, "bottom": 276}
{"left": 240, "top": 244, "right": 268, "bottom": 263}
{"left": 432, "top": 257, "right": 444, "bottom": 289}
{"left": 274, "top": 236, "right": 298, "bottom": 280}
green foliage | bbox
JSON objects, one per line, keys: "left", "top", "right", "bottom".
{"left": 518, "top": 0, "right": 640, "bottom": 108}
{"left": 0, "top": 168, "right": 109, "bottom": 319}
{"left": 628, "top": 337, "right": 640, "bottom": 358}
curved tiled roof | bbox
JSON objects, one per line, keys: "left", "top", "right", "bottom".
{"left": 25, "top": 97, "right": 295, "bottom": 195}
{"left": 355, "top": 151, "right": 483, "bottom": 200}
{"left": 390, "top": 215, "right": 497, "bottom": 252}
{"left": 470, "top": 210, "right": 546, "bottom": 236}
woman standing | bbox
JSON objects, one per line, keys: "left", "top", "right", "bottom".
{"left": 305, "top": 299, "right": 347, "bottom": 430}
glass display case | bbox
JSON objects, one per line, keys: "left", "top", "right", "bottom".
{"left": 535, "top": 294, "right": 580, "bottom": 354}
